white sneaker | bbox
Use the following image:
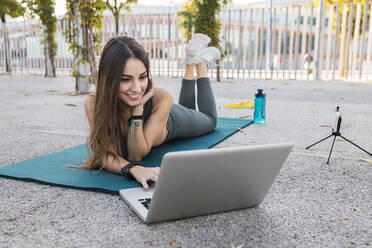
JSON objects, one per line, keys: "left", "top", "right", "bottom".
{"left": 185, "top": 33, "right": 211, "bottom": 56}
{"left": 199, "top": 46, "right": 221, "bottom": 67}
{"left": 184, "top": 46, "right": 221, "bottom": 67}
{"left": 184, "top": 53, "right": 201, "bottom": 65}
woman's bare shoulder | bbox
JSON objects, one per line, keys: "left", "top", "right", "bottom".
{"left": 153, "top": 86, "right": 173, "bottom": 102}
{"left": 89, "top": 92, "right": 96, "bottom": 99}
{"left": 84, "top": 92, "right": 96, "bottom": 111}
{"left": 151, "top": 86, "right": 173, "bottom": 112}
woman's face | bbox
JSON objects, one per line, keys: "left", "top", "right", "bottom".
{"left": 119, "top": 57, "right": 148, "bottom": 107}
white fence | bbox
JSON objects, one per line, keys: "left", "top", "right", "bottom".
{"left": 1, "top": 2, "right": 372, "bottom": 81}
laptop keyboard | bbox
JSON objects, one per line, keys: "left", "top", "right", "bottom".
{"left": 138, "top": 198, "right": 152, "bottom": 209}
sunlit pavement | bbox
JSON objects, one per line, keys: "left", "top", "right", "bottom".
{"left": 1, "top": 75, "right": 371, "bottom": 247}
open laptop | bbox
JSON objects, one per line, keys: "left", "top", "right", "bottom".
{"left": 119, "top": 143, "right": 293, "bottom": 223}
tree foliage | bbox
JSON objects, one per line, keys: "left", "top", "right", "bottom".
{"left": 0, "top": 0, "right": 25, "bottom": 20}
{"left": 65, "top": 0, "right": 106, "bottom": 87}
{"left": 191, "top": 0, "right": 230, "bottom": 81}
{"left": 193, "top": 0, "right": 230, "bottom": 50}
{"left": 26, "top": 0, "right": 58, "bottom": 76}
{"left": 313, "top": 0, "right": 369, "bottom": 76}
{"left": 178, "top": 0, "right": 196, "bottom": 42}
{"left": 0, "top": 0, "right": 25, "bottom": 73}
{"left": 65, "top": 0, "right": 105, "bottom": 57}
{"left": 313, "top": 0, "right": 369, "bottom": 36}
{"left": 314, "top": 0, "right": 367, "bottom": 5}
{"left": 106, "top": 0, "right": 137, "bottom": 36}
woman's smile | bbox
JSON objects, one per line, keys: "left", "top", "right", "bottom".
{"left": 125, "top": 93, "right": 141, "bottom": 101}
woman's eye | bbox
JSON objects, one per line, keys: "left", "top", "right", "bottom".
{"left": 120, "top": 78, "right": 130, "bottom": 82}
{"left": 139, "top": 76, "right": 148, "bottom": 81}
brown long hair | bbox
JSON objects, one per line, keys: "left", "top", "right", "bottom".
{"left": 85, "top": 36, "right": 150, "bottom": 169}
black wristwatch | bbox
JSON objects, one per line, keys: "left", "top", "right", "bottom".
{"left": 121, "top": 161, "right": 140, "bottom": 179}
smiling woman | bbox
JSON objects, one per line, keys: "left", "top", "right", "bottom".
{"left": 83, "top": 35, "right": 220, "bottom": 189}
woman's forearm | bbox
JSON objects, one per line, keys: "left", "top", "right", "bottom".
{"left": 102, "top": 153, "right": 128, "bottom": 174}
{"left": 127, "top": 120, "right": 150, "bottom": 161}
{"left": 126, "top": 105, "right": 151, "bottom": 161}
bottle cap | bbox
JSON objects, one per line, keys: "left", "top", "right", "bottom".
{"left": 255, "top": 89, "right": 265, "bottom": 97}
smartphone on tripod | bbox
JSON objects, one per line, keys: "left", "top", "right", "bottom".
{"left": 306, "top": 106, "right": 371, "bottom": 164}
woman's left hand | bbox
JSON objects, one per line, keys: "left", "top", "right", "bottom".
{"left": 132, "top": 81, "right": 155, "bottom": 115}
{"left": 140, "top": 80, "right": 155, "bottom": 105}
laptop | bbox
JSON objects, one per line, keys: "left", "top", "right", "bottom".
{"left": 119, "top": 143, "right": 293, "bottom": 223}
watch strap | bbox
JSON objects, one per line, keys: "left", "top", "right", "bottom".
{"left": 120, "top": 161, "right": 140, "bottom": 179}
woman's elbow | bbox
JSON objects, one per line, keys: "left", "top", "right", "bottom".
{"left": 140, "top": 146, "right": 152, "bottom": 161}
{"left": 129, "top": 149, "right": 149, "bottom": 162}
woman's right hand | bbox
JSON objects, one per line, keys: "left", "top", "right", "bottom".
{"left": 128, "top": 165, "right": 160, "bottom": 190}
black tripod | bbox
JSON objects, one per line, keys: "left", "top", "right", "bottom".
{"left": 306, "top": 107, "right": 372, "bottom": 164}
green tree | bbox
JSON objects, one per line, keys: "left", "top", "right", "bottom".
{"left": 26, "top": 0, "right": 58, "bottom": 77}
{"left": 0, "top": 0, "right": 25, "bottom": 73}
{"left": 65, "top": 0, "right": 105, "bottom": 93}
{"left": 178, "top": 0, "right": 196, "bottom": 42}
{"left": 106, "top": 0, "right": 137, "bottom": 36}
{"left": 314, "top": 0, "right": 369, "bottom": 77}
{"left": 314, "top": 0, "right": 366, "bottom": 5}
{"left": 193, "top": 0, "right": 230, "bottom": 81}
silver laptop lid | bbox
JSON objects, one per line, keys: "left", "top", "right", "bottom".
{"left": 146, "top": 143, "right": 293, "bottom": 223}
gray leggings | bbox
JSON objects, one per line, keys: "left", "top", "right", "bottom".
{"left": 164, "top": 77, "right": 217, "bottom": 143}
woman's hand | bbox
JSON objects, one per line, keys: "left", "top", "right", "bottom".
{"left": 129, "top": 165, "right": 160, "bottom": 190}
{"left": 140, "top": 80, "right": 155, "bottom": 105}
{"left": 132, "top": 81, "right": 155, "bottom": 115}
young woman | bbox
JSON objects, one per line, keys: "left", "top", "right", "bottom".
{"left": 84, "top": 34, "right": 221, "bottom": 189}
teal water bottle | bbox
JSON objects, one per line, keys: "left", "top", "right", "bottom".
{"left": 254, "top": 89, "right": 266, "bottom": 124}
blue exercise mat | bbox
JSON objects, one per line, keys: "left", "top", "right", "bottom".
{"left": 0, "top": 117, "right": 252, "bottom": 194}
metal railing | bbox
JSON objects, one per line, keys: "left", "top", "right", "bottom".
{"left": 1, "top": 2, "right": 371, "bottom": 81}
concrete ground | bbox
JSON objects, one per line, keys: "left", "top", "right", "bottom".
{"left": 0, "top": 75, "right": 371, "bottom": 248}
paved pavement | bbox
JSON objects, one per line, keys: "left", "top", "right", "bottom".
{"left": 0, "top": 75, "right": 371, "bottom": 248}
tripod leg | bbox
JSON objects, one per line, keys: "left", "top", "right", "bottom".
{"left": 326, "top": 135, "right": 337, "bottom": 164}
{"left": 306, "top": 134, "right": 333, "bottom": 149}
{"left": 340, "top": 135, "right": 372, "bottom": 156}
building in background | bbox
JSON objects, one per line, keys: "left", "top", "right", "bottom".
{"left": 1, "top": 1, "right": 371, "bottom": 82}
